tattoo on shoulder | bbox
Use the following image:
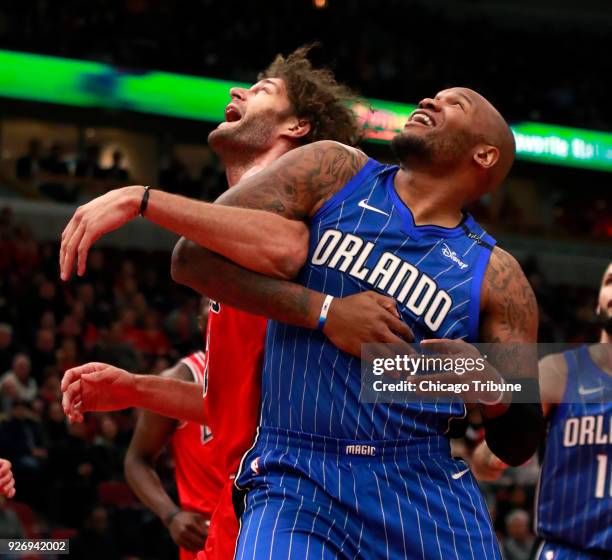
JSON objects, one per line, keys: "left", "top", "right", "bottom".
{"left": 481, "top": 247, "right": 538, "bottom": 342}
{"left": 218, "top": 141, "right": 368, "bottom": 219}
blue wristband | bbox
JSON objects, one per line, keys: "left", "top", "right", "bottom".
{"left": 317, "top": 295, "right": 334, "bottom": 330}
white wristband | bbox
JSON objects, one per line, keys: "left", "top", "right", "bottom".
{"left": 317, "top": 295, "right": 334, "bottom": 330}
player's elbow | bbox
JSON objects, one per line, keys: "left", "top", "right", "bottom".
{"left": 124, "top": 447, "right": 152, "bottom": 481}
{"left": 171, "top": 238, "right": 210, "bottom": 288}
{"left": 268, "top": 222, "right": 309, "bottom": 280}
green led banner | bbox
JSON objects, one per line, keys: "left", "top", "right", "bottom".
{"left": 1, "top": 49, "right": 611, "bottom": 172}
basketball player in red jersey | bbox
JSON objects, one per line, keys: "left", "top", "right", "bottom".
{"left": 60, "top": 47, "right": 405, "bottom": 559}
{"left": 124, "top": 299, "right": 221, "bottom": 559}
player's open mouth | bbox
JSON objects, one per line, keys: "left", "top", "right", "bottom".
{"left": 406, "top": 110, "right": 436, "bottom": 128}
{"left": 225, "top": 104, "right": 242, "bottom": 123}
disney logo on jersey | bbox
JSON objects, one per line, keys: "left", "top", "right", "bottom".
{"left": 311, "top": 229, "right": 460, "bottom": 332}
{"left": 441, "top": 243, "right": 468, "bottom": 270}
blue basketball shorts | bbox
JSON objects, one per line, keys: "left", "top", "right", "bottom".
{"left": 233, "top": 426, "right": 501, "bottom": 559}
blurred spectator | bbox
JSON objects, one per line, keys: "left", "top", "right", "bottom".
{"left": 159, "top": 154, "right": 190, "bottom": 194}
{"left": 42, "top": 400, "right": 67, "bottom": 446}
{"left": 15, "top": 139, "right": 42, "bottom": 180}
{"left": 30, "top": 329, "right": 56, "bottom": 383}
{"left": 0, "top": 324, "right": 16, "bottom": 374}
{"left": 71, "top": 506, "right": 120, "bottom": 560}
{"left": 40, "top": 143, "right": 69, "bottom": 176}
{"left": 0, "top": 497, "right": 23, "bottom": 538}
{"left": 75, "top": 145, "right": 105, "bottom": 179}
{"left": 91, "top": 416, "right": 124, "bottom": 481}
{"left": 39, "top": 143, "right": 73, "bottom": 202}
{"left": 503, "top": 509, "right": 535, "bottom": 560}
{"left": 48, "top": 421, "right": 97, "bottom": 526}
{"left": 139, "top": 310, "right": 171, "bottom": 357}
{"left": 90, "top": 321, "right": 141, "bottom": 372}
{"left": 104, "top": 150, "right": 129, "bottom": 183}
{"left": 0, "top": 399, "right": 47, "bottom": 507}
{"left": 1, "top": 354, "right": 37, "bottom": 404}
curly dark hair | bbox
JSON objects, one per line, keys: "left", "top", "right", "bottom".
{"left": 259, "top": 45, "right": 363, "bottom": 147}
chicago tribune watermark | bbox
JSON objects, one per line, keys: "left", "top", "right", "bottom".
{"left": 360, "top": 342, "right": 612, "bottom": 404}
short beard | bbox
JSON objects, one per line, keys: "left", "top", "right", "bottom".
{"left": 595, "top": 307, "right": 612, "bottom": 335}
{"left": 390, "top": 133, "right": 435, "bottom": 167}
{"left": 391, "top": 129, "right": 479, "bottom": 170}
{"left": 208, "top": 108, "right": 285, "bottom": 164}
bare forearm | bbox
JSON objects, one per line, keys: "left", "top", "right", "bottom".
{"left": 132, "top": 375, "right": 206, "bottom": 424}
{"left": 131, "top": 187, "right": 307, "bottom": 278}
{"left": 124, "top": 453, "right": 178, "bottom": 522}
{"left": 172, "top": 240, "right": 323, "bottom": 328}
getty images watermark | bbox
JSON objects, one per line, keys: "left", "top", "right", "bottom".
{"left": 360, "top": 342, "right": 612, "bottom": 404}
{"left": 371, "top": 352, "right": 521, "bottom": 396}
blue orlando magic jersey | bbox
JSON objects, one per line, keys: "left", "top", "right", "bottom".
{"left": 260, "top": 158, "right": 496, "bottom": 440}
{"left": 536, "top": 346, "right": 612, "bottom": 554}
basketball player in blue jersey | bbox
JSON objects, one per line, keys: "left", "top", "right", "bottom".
{"left": 61, "top": 86, "right": 546, "bottom": 558}
{"left": 472, "top": 262, "right": 612, "bottom": 560}
{"left": 169, "top": 87, "right": 546, "bottom": 559}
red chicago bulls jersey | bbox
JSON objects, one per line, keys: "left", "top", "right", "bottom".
{"left": 203, "top": 303, "right": 267, "bottom": 477}
{"left": 171, "top": 352, "right": 226, "bottom": 525}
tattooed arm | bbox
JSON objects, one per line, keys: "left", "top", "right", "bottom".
{"left": 170, "top": 140, "right": 412, "bottom": 354}
{"left": 476, "top": 246, "right": 546, "bottom": 465}
{"left": 60, "top": 141, "right": 367, "bottom": 280}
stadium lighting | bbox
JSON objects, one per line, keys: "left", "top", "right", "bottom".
{"left": 0, "top": 49, "right": 611, "bottom": 172}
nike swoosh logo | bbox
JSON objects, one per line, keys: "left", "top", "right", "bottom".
{"left": 578, "top": 385, "right": 604, "bottom": 396}
{"left": 452, "top": 468, "right": 470, "bottom": 480}
{"left": 358, "top": 199, "right": 390, "bottom": 216}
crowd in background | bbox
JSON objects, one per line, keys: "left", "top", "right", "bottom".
{"left": 0, "top": 201, "right": 603, "bottom": 558}
{"left": 0, "top": 0, "right": 610, "bottom": 131}
{"left": 0, "top": 208, "right": 202, "bottom": 558}
{"left": 10, "top": 139, "right": 226, "bottom": 206}
{"left": 0, "top": 2, "right": 608, "bottom": 558}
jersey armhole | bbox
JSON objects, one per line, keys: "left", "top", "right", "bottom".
{"left": 311, "top": 158, "right": 379, "bottom": 222}
{"left": 180, "top": 357, "right": 201, "bottom": 384}
{"left": 467, "top": 235, "right": 497, "bottom": 342}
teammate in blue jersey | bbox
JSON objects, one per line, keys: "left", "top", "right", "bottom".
{"left": 472, "top": 262, "right": 612, "bottom": 559}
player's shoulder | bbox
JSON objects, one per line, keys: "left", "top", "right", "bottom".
{"left": 480, "top": 246, "right": 538, "bottom": 332}
{"left": 487, "top": 245, "right": 523, "bottom": 274}
{"left": 539, "top": 351, "right": 569, "bottom": 414}
{"left": 300, "top": 140, "right": 370, "bottom": 171}
{"left": 159, "top": 360, "right": 193, "bottom": 382}
{"left": 482, "top": 246, "right": 535, "bottom": 303}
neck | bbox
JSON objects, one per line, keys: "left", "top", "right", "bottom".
{"left": 394, "top": 166, "right": 468, "bottom": 227}
{"left": 600, "top": 329, "right": 610, "bottom": 344}
{"left": 223, "top": 140, "right": 295, "bottom": 187}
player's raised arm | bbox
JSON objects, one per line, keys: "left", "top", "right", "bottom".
{"left": 476, "top": 246, "right": 546, "bottom": 466}
{"left": 61, "top": 362, "right": 206, "bottom": 425}
{"left": 60, "top": 141, "right": 367, "bottom": 281}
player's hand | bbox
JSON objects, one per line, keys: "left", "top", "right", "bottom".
{"left": 323, "top": 291, "right": 413, "bottom": 357}
{"left": 168, "top": 511, "right": 209, "bottom": 552}
{"left": 60, "top": 186, "right": 143, "bottom": 280}
{"left": 470, "top": 441, "right": 509, "bottom": 482}
{"left": 419, "top": 338, "right": 510, "bottom": 407}
{"left": 0, "top": 459, "right": 16, "bottom": 499}
{"left": 61, "top": 362, "right": 137, "bottom": 422}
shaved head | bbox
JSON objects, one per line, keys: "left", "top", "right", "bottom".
{"left": 392, "top": 86, "right": 515, "bottom": 195}
{"left": 455, "top": 88, "right": 516, "bottom": 190}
